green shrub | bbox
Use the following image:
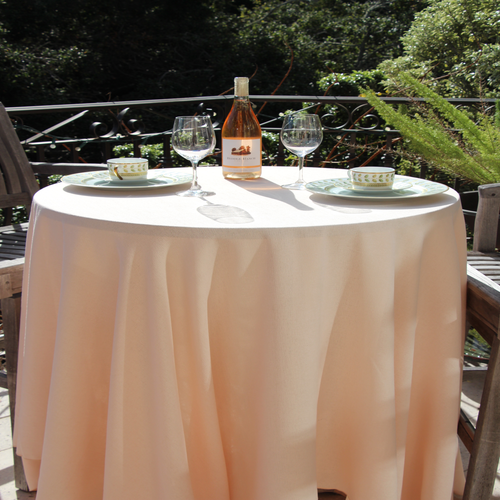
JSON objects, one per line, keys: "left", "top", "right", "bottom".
{"left": 112, "top": 143, "right": 165, "bottom": 167}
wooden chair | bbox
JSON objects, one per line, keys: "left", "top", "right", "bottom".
{"left": 459, "top": 183, "right": 500, "bottom": 500}
{"left": 0, "top": 102, "right": 106, "bottom": 489}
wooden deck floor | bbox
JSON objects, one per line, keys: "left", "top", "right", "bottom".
{"left": 0, "top": 371, "right": 498, "bottom": 500}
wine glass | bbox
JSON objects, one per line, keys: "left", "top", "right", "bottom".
{"left": 280, "top": 114, "right": 323, "bottom": 190}
{"left": 171, "top": 116, "right": 216, "bottom": 197}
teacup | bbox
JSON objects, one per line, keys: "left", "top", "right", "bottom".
{"left": 108, "top": 158, "right": 148, "bottom": 182}
{"left": 348, "top": 166, "right": 395, "bottom": 191}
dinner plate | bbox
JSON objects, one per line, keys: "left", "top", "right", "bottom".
{"left": 305, "top": 176, "right": 449, "bottom": 199}
{"left": 61, "top": 170, "right": 192, "bottom": 190}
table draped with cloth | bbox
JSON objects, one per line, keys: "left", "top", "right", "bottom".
{"left": 13, "top": 167, "right": 466, "bottom": 500}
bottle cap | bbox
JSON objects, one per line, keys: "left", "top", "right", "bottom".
{"left": 234, "top": 77, "right": 249, "bottom": 97}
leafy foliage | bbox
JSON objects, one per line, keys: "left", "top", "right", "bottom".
{"left": 0, "top": 0, "right": 216, "bottom": 104}
{"left": 0, "top": 0, "right": 425, "bottom": 106}
{"left": 0, "top": 206, "right": 28, "bottom": 226}
{"left": 317, "top": 69, "right": 387, "bottom": 96}
{"left": 113, "top": 144, "right": 165, "bottom": 167}
{"left": 379, "top": 0, "right": 500, "bottom": 97}
{"left": 262, "top": 130, "right": 280, "bottom": 164}
{"left": 230, "top": 0, "right": 426, "bottom": 95}
{"left": 363, "top": 73, "right": 500, "bottom": 184}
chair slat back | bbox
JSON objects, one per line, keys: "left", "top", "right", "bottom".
{"left": 0, "top": 103, "right": 39, "bottom": 213}
{"left": 473, "top": 184, "right": 500, "bottom": 253}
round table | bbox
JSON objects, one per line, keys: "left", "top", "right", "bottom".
{"left": 14, "top": 167, "right": 467, "bottom": 500}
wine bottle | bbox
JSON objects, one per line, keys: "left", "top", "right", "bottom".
{"left": 222, "top": 77, "right": 262, "bottom": 179}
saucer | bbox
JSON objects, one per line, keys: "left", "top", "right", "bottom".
{"left": 305, "top": 176, "right": 449, "bottom": 200}
{"left": 61, "top": 170, "right": 192, "bottom": 190}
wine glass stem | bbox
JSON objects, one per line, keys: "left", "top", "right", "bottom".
{"left": 297, "top": 156, "right": 305, "bottom": 183}
{"left": 191, "top": 161, "right": 201, "bottom": 191}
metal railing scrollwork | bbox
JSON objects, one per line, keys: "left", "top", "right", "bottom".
{"left": 5, "top": 94, "right": 496, "bottom": 188}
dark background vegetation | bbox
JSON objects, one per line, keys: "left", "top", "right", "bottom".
{"left": 0, "top": 0, "right": 427, "bottom": 105}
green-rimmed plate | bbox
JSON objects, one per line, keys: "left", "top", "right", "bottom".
{"left": 61, "top": 170, "right": 192, "bottom": 190}
{"left": 305, "top": 176, "right": 448, "bottom": 199}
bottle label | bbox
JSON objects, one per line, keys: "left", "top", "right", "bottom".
{"left": 222, "top": 138, "right": 261, "bottom": 172}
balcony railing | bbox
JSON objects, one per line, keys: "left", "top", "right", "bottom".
{"left": 6, "top": 95, "right": 496, "bottom": 189}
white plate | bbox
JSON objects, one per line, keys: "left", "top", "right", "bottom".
{"left": 61, "top": 170, "right": 192, "bottom": 190}
{"left": 305, "top": 176, "right": 449, "bottom": 199}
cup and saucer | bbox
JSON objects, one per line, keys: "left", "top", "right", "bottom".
{"left": 305, "top": 166, "right": 449, "bottom": 200}
{"left": 60, "top": 158, "right": 192, "bottom": 190}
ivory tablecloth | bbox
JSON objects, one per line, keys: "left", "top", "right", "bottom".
{"left": 14, "top": 167, "right": 466, "bottom": 500}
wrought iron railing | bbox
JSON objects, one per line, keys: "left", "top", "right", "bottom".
{"left": 5, "top": 95, "right": 496, "bottom": 188}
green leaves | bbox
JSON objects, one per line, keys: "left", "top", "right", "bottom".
{"left": 380, "top": 0, "right": 500, "bottom": 97}
{"left": 363, "top": 73, "right": 500, "bottom": 184}
{"left": 318, "top": 69, "right": 387, "bottom": 95}
{"left": 0, "top": 0, "right": 426, "bottom": 105}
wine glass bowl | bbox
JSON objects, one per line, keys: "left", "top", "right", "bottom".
{"left": 280, "top": 114, "right": 323, "bottom": 190}
{"left": 172, "top": 116, "right": 216, "bottom": 197}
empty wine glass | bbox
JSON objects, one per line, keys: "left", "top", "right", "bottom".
{"left": 172, "top": 115, "right": 216, "bottom": 197}
{"left": 280, "top": 113, "right": 323, "bottom": 190}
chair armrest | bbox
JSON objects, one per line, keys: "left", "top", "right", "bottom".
{"left": 467, "top": 264, "right": 500, "bottom": 344}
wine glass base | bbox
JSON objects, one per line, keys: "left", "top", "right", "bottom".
{"left": 281, "top": 181, "right": 308, "bottom": 190}
{"left": 176, "top": 189, "right": 215, "bottom": 197}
